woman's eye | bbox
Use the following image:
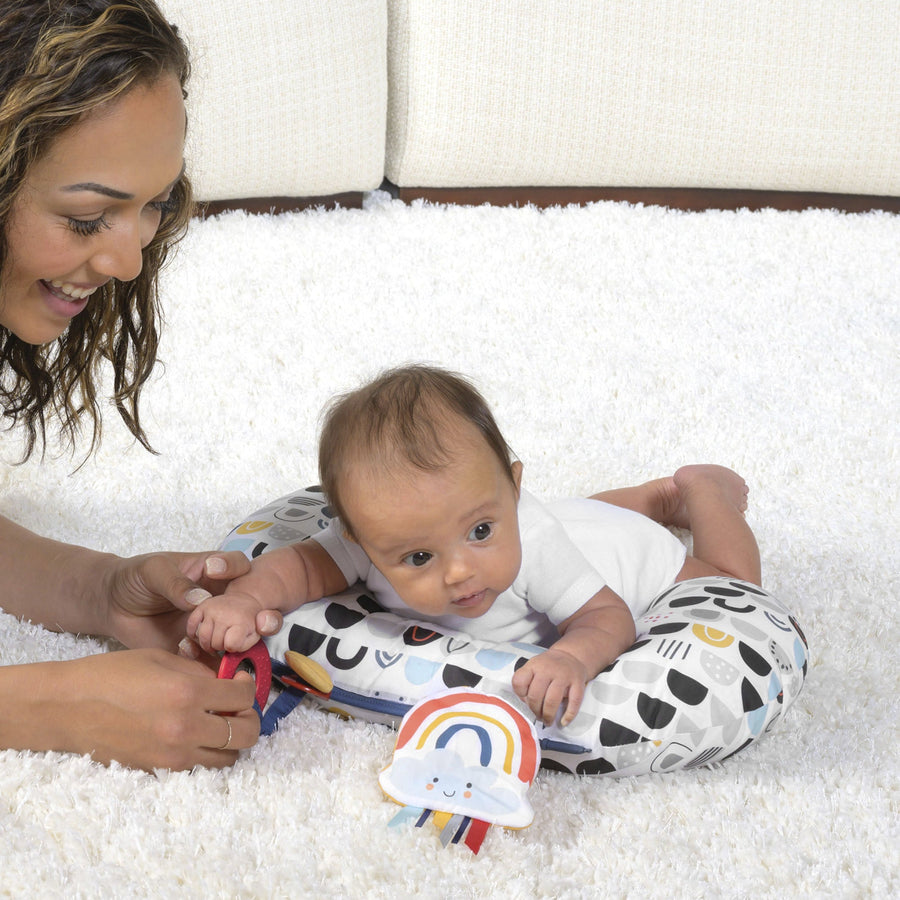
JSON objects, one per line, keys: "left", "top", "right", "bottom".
{"left": 149, "top": 197, "right": 177, "bottom": 217}
{"left": 469, "top": 522, "right": 493, "bottom": 541}
{"left": 67, "top": 215, "right": 110, "bottom": 237}
{"left": 402, "top": 551, "right": 432, "bottom": 568}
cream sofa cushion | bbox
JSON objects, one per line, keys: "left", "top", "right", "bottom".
{"left": 386, "top": 0, "right": 899, "bottom": 194}
{"left": 159, "top": 0, "right": 387, "bottom": 201}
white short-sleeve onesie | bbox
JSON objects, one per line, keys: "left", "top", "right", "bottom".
{"left": 314, "top": 490, "right": 686, "bottom": 648}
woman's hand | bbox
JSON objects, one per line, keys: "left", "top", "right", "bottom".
{"left": 101, "top": 551, "right": 284, "bottom": 651}
{"left": 2, "top": 649, "right": 261, "bottom": 771}
{"left": 0, "top": 515, "right": 283, "bottom": 650}
{"left": 0, "top": 518, "right": 274, "bottom": 768}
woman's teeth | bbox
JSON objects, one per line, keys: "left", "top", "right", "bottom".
{"left": 49, "top": 279, "right": 98, "bottom": 301}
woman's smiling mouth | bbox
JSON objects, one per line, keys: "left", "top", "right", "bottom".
{"left": 38, "top": 279, "right": 99, "bottom": 319}
{"left": 42, "top": 279, "right": 102, "bottom": 301}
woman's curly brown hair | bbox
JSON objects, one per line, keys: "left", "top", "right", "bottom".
{"left": 0, "top": 0, "right": 193, "bottom": 460}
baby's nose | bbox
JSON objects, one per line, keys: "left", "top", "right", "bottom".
{"left": 444, "top": 550, "right": 474, "bottom": 585}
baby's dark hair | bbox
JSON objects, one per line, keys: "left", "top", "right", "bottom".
{"left": 319, "top": 364, "right": 516, "bottom": 538}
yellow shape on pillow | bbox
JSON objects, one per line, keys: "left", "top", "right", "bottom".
{"left": 285, "top": 651, "right": 334, "bottom": 693}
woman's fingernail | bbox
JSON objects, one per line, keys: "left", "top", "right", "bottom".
{"left": 205, "top": 556, "right": 227, "bottom": 576}
{"left": 178, "top": 637, "right": 199, "bottom": 659}
{"left": 185, "top": 588, "right": 212, "bottom": 606}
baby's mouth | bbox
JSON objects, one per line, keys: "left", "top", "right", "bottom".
{"left": 452, "top": 590, "right": 485, "bottom": 609}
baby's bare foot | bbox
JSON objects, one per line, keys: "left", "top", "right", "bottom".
{"left": 593, "top": 469, "right": 748, "bottom": 531}
{"left": 672, "top": 465, "right": 749, "bottom": 519}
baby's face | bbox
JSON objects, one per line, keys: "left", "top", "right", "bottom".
{"left": 342, "top": 431, "right": 523, "bottom": 620}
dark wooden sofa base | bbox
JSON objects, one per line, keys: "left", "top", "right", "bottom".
{"left": 194, "top": 185, "right": 899, "bottom": 217}
{"left": 195, "top": 193, "right": 365, "bottom": 217}
{"left": 390, "top": 185, "right": 900, "bottom": 214}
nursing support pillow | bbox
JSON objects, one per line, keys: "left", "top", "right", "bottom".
{"left": 220, "top": 488, "right": 809, "bottom": 776}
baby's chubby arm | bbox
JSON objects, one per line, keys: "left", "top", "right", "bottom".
{"left": 511, "top": 586, "right": 635, "bottom": 727}
{"left": 186, "top": 539, "right": 349, "bottom": 653}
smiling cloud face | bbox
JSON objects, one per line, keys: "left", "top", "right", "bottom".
{"left": 385, "top": 748, "right": 526, "bottom": 819}
{"left": 377, "top": 689, "right": 540, "bottom": 829}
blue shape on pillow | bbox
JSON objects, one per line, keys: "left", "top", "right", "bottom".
{"left": 767, "top": 673, "right": 783, "bottom": 701}
{"left": 474, "top": 648, "right": 518, "bottom": 671}
{"left": 404, "top": 656, "right": 441, "bottom": 685}
{"left": 747, "top": 705, "right": 768, "bottom": 736}
{"left": 220, "top": 537, "right": 256, "bottom": 554}
{"left": 793, "top": 638, "right": 807, "bottom": 669}
{"left": 375, "top": 650, "right": 403, "bottom": 669}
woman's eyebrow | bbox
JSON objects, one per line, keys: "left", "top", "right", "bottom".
{"left": 60, "top": 163, "right": 186, "bottom": 201}
{"left": 60, "top": 182, "right": 133, "bottom": 200}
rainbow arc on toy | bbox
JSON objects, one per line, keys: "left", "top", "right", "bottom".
{"left": 378, "top": 689, "right": 541, "bottom": 853}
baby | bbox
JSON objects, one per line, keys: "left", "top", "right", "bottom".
{"left": 188, "top": 365, "right": 760, "bottom": 727}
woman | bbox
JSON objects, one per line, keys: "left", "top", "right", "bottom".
{"left": 0, "top": 0, "right": 281, "bottom": 769}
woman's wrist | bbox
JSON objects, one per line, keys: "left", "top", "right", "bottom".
{"left": 0, "top": 660, "right": 75, "bottom": 754}
{"left": 0, "top": 513, "right": 119, "bottom": 636}
{"left": 48, "top": 544, "right": 121, "bottom": 638}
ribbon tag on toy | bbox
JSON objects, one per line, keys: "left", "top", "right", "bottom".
{"left": 378, "top": 688, "right": 541, "bottom": 854}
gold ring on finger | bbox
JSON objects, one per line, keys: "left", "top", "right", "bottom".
{"left": 216, "top": 716, "right": 233, "bottom": 751}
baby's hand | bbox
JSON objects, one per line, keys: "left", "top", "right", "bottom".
{"left": 186, "top": 592, "right": 263, "bottom": 654}
{"left": 511, "top": 649, "right": 589, "bottom": 728}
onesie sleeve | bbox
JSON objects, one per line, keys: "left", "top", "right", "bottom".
{"left": 311, "top": 519, "right": 372, "bottom": 586}
{"left": 513, "top": 491, "right": 608, "bottom": 626}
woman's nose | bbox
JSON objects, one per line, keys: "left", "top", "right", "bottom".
{"left": 90, "top": 219, "right": 146, "bottom": 283}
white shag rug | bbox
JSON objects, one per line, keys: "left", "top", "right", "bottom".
{"left": 1, "top": 193, "right": 897, "bottom": 899}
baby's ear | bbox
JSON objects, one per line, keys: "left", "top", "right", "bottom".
{"left": 511, "top": 460, "right": 524, "bottom": 495}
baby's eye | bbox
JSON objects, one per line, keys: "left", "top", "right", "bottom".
{"left": 402, "top": 551, "right": 432, "bottom": 568}
{"left": 469, "top": 522, "right": 493, "bottom": 542}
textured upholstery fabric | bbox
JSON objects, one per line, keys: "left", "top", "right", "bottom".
{"left": 159, "top": 0, "right": 387, "bottom": 201}
{"left": 386, "top": 0, "right": 900, "bottom": 194}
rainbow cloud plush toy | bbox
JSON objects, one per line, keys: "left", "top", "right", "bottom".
{"left": 378, "top": 689, "right": 541, "bottom": 853}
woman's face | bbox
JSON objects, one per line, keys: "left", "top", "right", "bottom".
{"left": 0, "top": 74, "right": 186, "bottom": 345}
